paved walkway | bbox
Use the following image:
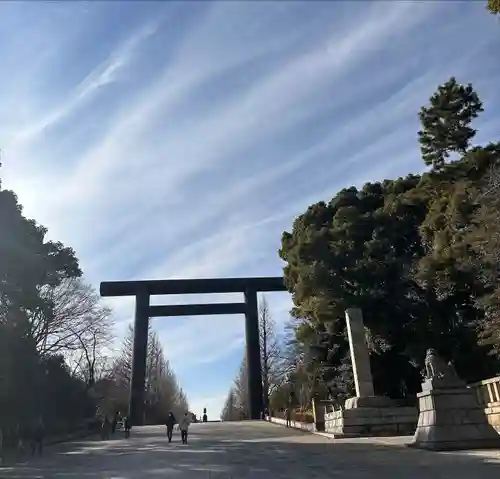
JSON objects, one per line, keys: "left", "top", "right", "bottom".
{"left": 1, "top": 421, "right": 500, "bottom": 478}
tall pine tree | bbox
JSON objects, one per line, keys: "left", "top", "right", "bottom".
{"left": 418, "top": 77, "right": 483, "bottom": 170}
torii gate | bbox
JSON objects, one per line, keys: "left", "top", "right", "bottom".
{"left": 100, "top": 276, "right": 287, "bottom": 425}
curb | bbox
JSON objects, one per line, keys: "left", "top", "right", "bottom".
{"left": 265, "top": 418, "right": 336, "bottom": 440}
{"left": 312, "top": 431, "right": 336, "bottom": 440}
{"left": 265, "top": 418, "right": 412, "bottom": 445}
{"left": 0, "top": 431, "right": 98, "bottom": 467}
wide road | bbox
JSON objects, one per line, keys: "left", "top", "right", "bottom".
{"left": 2, "top": 421, "right": 500, "bottom": 478}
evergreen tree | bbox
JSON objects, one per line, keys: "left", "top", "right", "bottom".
{"left": 0, "top": 169, "right": 105, "bottom": 441}
{"left": 488, "top": 0, "right": 500, "bottom": 14}
{"left": 418, "top": 77, "right": 483, "bottom": 170}
{"left": 278, "top": 78, "right": 499, "bottom": 405}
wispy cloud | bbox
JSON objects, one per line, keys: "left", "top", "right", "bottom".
{"left": 10, "top": 21, "right": 161, "bottom": 145}
{"left": 2, "top": 1, "right": 499, "bottom": 416}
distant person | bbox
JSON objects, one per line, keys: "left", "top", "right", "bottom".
{"left": 31, "top": 418, "right": 45, "bottom": 456}
{"left": 0, "top": 426, "right": 4, "bottom": 465}
{"left": 123, "top": 416, "right": 131, "bottom": 439}
{"left": 112, "top": 412, "right": 120, "bottom": 435}
{"left": 16, "top": 423, "right": 25, "bottom": 451}
{"left": 285, "top": 408, "right": 291, "bottom": 428}
{"left": 179, "top": 412, "right": 191, "bottom": 444}
{"left": 165, "top": 412, "right": 176, "bottom": 443}
{"left": 101, "top": 416, "right": 111, "bottom": 441}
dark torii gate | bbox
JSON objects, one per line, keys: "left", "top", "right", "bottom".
{"left": 100, "top": 276, "right": 286, "bottom": 425}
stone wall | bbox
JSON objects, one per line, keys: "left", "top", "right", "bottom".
{"left": 484, "top": 403, "right": 500, "bottom": 433}
{"left": 267, "top": 375, "right": 500, "bottom": 438}
{"left": 324, "top": 407, "right": 417, "bottom": 436}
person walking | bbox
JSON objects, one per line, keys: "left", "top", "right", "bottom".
{"left": 101, "top": 416, "right": 111, "bottom": 441}
{"left": 165, "top": 412, "right": 176, "bottom": 443}
{"left": 31, "top": 418, "right": 45, "bottom": 456}
{"left": 285, "top": 408, "right": 291, "bottom": 428}
{"left": 111, "top": 412, "right": 120, "bottom": 435}
{"left": 123, "top": 416, "right": 131, "bottom": 439}
{"left": 179, "top": 412, "right": 191, "bottom": 445}
{"left": 0, "top": 426, "right": 4, "bottom": 466}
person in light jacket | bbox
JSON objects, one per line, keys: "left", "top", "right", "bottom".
{"left": 179, "top": 412, "right": 191, "bottom": 444}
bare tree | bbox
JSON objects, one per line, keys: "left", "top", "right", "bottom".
{"left": 473, "top": 164, "right": 500, "bottom": 266}
{"left": 220, "top": 388, "right": 238, "bottom": 421}
{"left": 471, "top": 164, "right": 500, "bottom": 355}
{"left": 69, "top": 330, "right": 113, "bottom": 388}
{"left": 106, "top": 325, "right": 189, "bottom": 422}
{"left": 29, "top": 277, "right": 113, "bottom": 358}
{"left": 223, "top": 300, "right": 291, "bottom": 418}
{"left": 266, "top": 316, "right": 313, "bottom": 412}
{"left": 232, "top": 355, "right": 249, "bottom": 420}
{"left": 259, "top": 295, "right": 282, "bottom": 410}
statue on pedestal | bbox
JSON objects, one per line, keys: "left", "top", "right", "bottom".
{"left": 424, "top": 348, "right": 457, "bottom": 380}
{"left": 410, "top": 347, "right": 500, "bottom": 450}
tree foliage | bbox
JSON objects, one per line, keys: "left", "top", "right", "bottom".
{"left": 100, "top": 325, "right": 189, "bottom": 424}
{"left": 232, "top": 355, "right": 249, "bottom": 420}
{"left": 220, "top": 388, "right": 238, "bottom": 421}
{"left": 259, "top": 295, "right": 283, "bottom": 409}
{"left": 0, "top": 172, "right": 188, "bottom": 444}
{"left": 278, "top": 78, "right": 500, "bottom": 408}
{"left": 418, "top": 77, "right": 483, "bottom": 170}
{"left": 488, "top": 0, "right": 500, "bottom": 14}
{"left": 0, "top": 180, "right": 99, "bottom": 441}
{"left": 222, "top": 295, "right": 290, "bottom": 419}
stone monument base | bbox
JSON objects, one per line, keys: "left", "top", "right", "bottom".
{"left": 345, "top": 395, "right": 396, "bottom": 409}
{"left": 409, "top": 378, "right": 500, "bottom": 451}
{"left": 325, "top": 396, "right": 417, "bottom": 437}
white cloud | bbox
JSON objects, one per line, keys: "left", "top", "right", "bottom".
{"left": 2, "top": 1, "right": 499, "bottom": 413}
{"left": 7, "top": 0, "right": 433, "bottom": 220}
{"left": 6, "top": 18, "right": 161, "bottom": 152}
{"left": 57, "top": 1, "right": 438, "bottom": 275}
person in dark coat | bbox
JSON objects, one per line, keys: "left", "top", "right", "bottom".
{"left": 31, "top": 418, "right": 45, "bottom": 456}
{"left": 101, "top": 417, "right": 111, "bottom": 441}
{"left": 165, "top": 412, "right": 176, "bottom": 443}
{"left": 112, "top": 412, "right": 120, "bottom": 435}
{"left": 285, "top": 408, "right": 291, "bottom": 428}
{"left": 123, "top": 416, "right": 131, "bottom": 438}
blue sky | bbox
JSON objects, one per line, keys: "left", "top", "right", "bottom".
{"left": 1, "top": 1, "right": 499, "bottom": 418}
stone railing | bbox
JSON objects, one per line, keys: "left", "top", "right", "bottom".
{"left": 267, "top": 376, "right": 500, "bottom": 438}
{"left": 468, "top": 376, "right": 500, "bottom": 433}
{"left": 469, "top": 376, "right": 500, "bottom": 405}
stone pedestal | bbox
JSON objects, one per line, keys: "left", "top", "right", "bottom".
{"left": 325, "top": 404, "right": 417, "bottom": 437}
{"left": 410, "top": 378, "right": 500, "bottom": 451}
{"left": 328, "top": 308, "right": 418, "bottom": 436}
{"left": 345, "top": 396, "right": 396, "bottom": 409}
{"left": 312, "top": 398, "right": 326, "bottom": 432}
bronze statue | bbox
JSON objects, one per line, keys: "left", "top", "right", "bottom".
{"left": 424, "top": 348, "right": 458, "bottom": 379}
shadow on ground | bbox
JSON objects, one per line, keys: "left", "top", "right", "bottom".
{"left": 1, "top": 422, "right": 500, "bottom": 478}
